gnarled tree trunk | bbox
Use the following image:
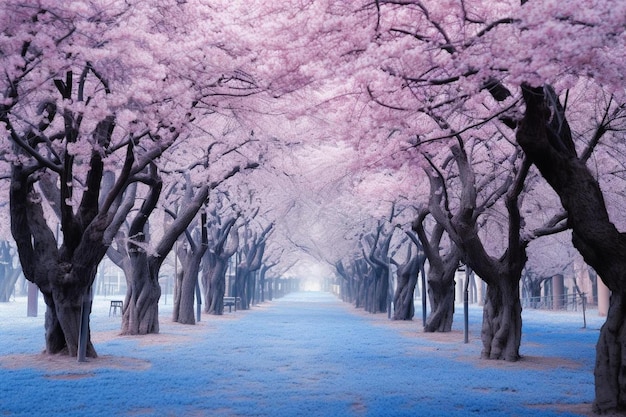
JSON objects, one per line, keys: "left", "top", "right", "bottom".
{"left": 121, "top": 253, "right": 161, "bottom": 335}
{"left": 481, "top": 274, "right": 522, "bottom": 360}
{"left": 391, "top": 231, "right": 426, "bottom": 321}
{"left": 4, "top": 66, "right": 179, "bottom": 357}
{"left": 426, "top": 139, "right": 530, "bottom": 359}
{"left": 425, "top": 274, "right": 457, "bottom": 332}
{"left": 173, "top": 212, "right": 209, "bottom": 325}
{"left": 391, "top": 253, "right": 420, "bottom": 320}
{"left": 362, "top": 227, "right": 393, "bottom": 314}
{"left": 517, "top": 84, "right": 626, "bottom": 413}
{"left": 203, "top": 216, "right": 238, "bottom": 314}
{"left": 173, "top": 247, "right": 204, "bottom": 324}
{"left": 11, "top": 165, "right": 110, "bottom": 358}
{"left": 204, "top": 257, "right": 228, "bottom": 314}
{"left": 234, "top": 223, "right": 272, "bottom": 310}
{"left": 107, "top": 169, "right": 164, "bottom": 335}
{"left": 413, "top": 213, "right": 461, "bottom": 332}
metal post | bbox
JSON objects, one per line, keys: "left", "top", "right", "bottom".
{"left": 582, "top": 292, "right": 587, "bottom": 329}
{"left": 77, "top": 286, "right": 93, "bottom": 362}
{"left": 387, "top": 260, "right": 392, "bottom": 319}
{"left": 420, "top": 263, "right": 427, "bottom": 327}
{"left": 195, "top": 279, "right": 202, "bottom": 322}
{"left": 464, "top": 267, "right": 471, "bottom": 344}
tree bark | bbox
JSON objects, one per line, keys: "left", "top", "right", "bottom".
{"left": 391, "top": 231, "right": 426, "bottom": 321}
{"left": 204, "top": 256, "right": 228, "bottom": 314}
{"left": 173, "top": 211, "right": 209, "bottom": 324}
{"left": 481, "top": 275, "right": 522, "bottom": 360}
{"left": 11, "top": 165, "right": 108, "bottom": 358}
{"left": 425, "top": 275, "right": 457, "bottom": 332}
{"left": 413, "top": 213, "right": 461, "bottom": 332}
{"left": 426, "top": 141, "right": 528, "bottom": 358}
{"left": 517, "top": 84, "right": 626, "bottom": 413}
{"left": 362, "top": 229, "right": 392, "bottom": 314}
{"left": 392, "top": 253, "right": 420, "bottom": 320}
{"left": 120, "top": 252, "right": 161, "bottom": 335}
{"left": 234, "top": 223, "right": 272, "bottom": 310}
{"left": 174, "top": 248, "right": 204, "bottom": 324}
{"left": 594, "top": 292, "right": 626, "bottom": 412}
{"left": 233, "top": 266, "right": 249, "bottom": 308}
{"left": 202, "top": 216, "right": 238, "bottom": 315}
{"left": 0, "top": 241, "right": 22, "bottom": 302}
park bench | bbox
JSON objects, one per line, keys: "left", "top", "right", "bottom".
{"left": 109, "top": 300, "right": 123, "bottom": 316}
{"left": 223, "top": 296, "right": 241, "bottom": 313}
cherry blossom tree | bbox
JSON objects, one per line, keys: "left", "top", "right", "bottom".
{"left": 340, "top": 0, "right": 625, "bottom": 410}
{"left": 0, "top": 1, "right": 202, "bottom": 357}
{"left": 2, "top": 0, "right": 626, "bottom": 411}
{"left": 201, "top": 196, "right": 240, "bottom": 315}
{"left": 0, "top": 0, "right": 263, "bottom": 351}
{"left": 390, "top": 230, "right": 426, "bottom": 321}
{"left": 169, "top": 161, "right": 259, "bottom": 324}
{"left": 360, "top": 222, "right": 394, "bottom": 313}
{"left": 234, "top": 218, "right": 274, "bottom": 310}
{"left": 412, "top": 210, "right": 461, "bottom": 331}
{"left": 517, "top": 84, "right": 626, "bottom": 412}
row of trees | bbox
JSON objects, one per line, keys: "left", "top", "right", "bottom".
{"left": 278, "top": 0, "right": 625, "bottom": 412}
{"left": 1, "top": 0, "right": 625, "bottom": 413}
{"left": 0, "top": 1, "right": 302, "bottom": 359}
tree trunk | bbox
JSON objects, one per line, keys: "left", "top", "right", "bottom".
{"left": 11, "top": 166, "right": 108, "bottom": 358}
{"left": 517, "top": 84, "right": 626, "bottom": 413}
{"left": 375, "top": 271, "right": 389, "bottom": 313}
{"left": 424, "top": 276, "right": 456, "bottom": 332}
{"left": 203, "top": 216, "right": 238, "bottom": 314}
{"left": 364, "top": 275, "right": 374, "bottom": 312}
{"left": 44, "top": 289, "right": 98, "bottom": 358}
{"left": 392, "top": 255, "right": 420, "bottom": 320}
{"left": 173, "top": 239, "right": 206, "bottom": 324}
{"left": 204, "top": 257, "right": 228, "bottom": 315}
{"left": 481, "top": 278, "right": 522, "bottom": 361}
{"left": 174, "top": 258, "right": 201, "bottom": 324}
{"left": 354, "top": 279, "right": 363, "bottom": 308}
{"left": 234, "top": 267, "right": 250, "bottom": 309}
{"left": 413, "top": 213, "right": 462, "bottom": 332}
{"left": 268, "top": 277, "right": 274, "bottom": 301}
{"left": 0, "top": 241, "right": 21, "bottom": 302}
{"left": 259, "top": 265, "right": 270, "bottom": 303}
{"left": 524, "top": 274, "right": 543, "bottom": 308}
{"left": 423, "top": 253, "right": 459, "bottom": 332}
{"left": 172, "top": 267, "right": 183, "bottom": 322}
{"left": 121, "top": 255, "right": 160, "bottom": 335}
{"left": 248, "top": 272, "right": 256, "bottom": 306}
{"left": 594, "top": 292, "right": 626, "bottom": 412}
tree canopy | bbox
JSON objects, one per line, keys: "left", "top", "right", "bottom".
{"left": 1, "top": 0, "right": 625, "bottom": 413}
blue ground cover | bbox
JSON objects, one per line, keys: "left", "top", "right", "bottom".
{"left": 0, "top": 291, "right": 603, "bottom": 416}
